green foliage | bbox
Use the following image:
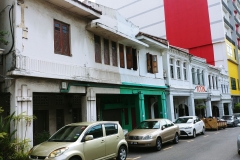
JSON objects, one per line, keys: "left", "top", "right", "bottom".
{"left": 0, "top": 31, "right": 8, "bottom": 45}
{"left": 234, "top": 103, "right": 240, "bottom": 113}
{"left": 195, "top": 105, "right": 206, "bottom": 110}
{"left": 34, "top": 130, "right": 50, "bottom": 145}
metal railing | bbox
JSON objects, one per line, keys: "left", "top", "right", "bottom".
{"left": 224, "top": 17, "right": 234, "bottom": 30}
{"left": 222, "top": 0, "right": 232, "bottom": 15}
{"left": 225, "top": 34, "right": 235, "bottom": 45}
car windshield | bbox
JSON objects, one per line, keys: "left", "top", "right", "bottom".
{"left": 137, "top": 121, "right": 160, "bottom": 129}
{"left": 48, "top": 125, "right": 88, "bottom": 142}
{"left": 175, "top": 117, "right": 193, "bottom": 124}
{"left": 221, "top": 116, "right": 232, "bottom": 120}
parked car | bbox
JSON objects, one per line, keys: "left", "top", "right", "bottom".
{"left": 221, "top": 115, "right": 239, "bottom": 127}
{"left": 233, "top": 113, "right": 240, "bottom": 120}
{"left": 125, "top": 118, "right": 180, "bottom": 151}
{"left": 29, "top": 121, "right": 128, "bottom": 160}
{"left": 238, "top": 134, "right": 240, "bottom": 155}
{"left": 174, "top": 116, "right": 205, "bottom": 138}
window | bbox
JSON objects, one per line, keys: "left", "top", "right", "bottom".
{"left": 85, "top": 124, "right": 103, "bottom": 139}
{"left": 212, "top": 76, "right": 215, "bottom": 89}
{"left": 183, "top": 62, "right": 187, "bottom": 80}
{"left": 94, "top": 35, "right": 101, "bottom": 63}
{"left": 112, "top": 42, "right": 118, "bottom": 67}
{"left": 216, "top": 77, "right": 218, "bottom": 89}
{"left": 227, "top": 44, "right": 233, "bottom": 57}
{"left": 126, "top": 46, "right": 138, "bottom": 70}
{"left": 238, "top": 79, "right": 240, "bottom": 90}
{"left": 54, "top": 20, "right": 70, "bottom": 56}
{"left": 104, "top": 39, "right": 110, "bottom": 65}
{"left": 197, "top": 69, "right": 200, "bottom": 85}
{"left": 221, "top": 84, "right": 224, "bottom": 93}
{"left": 147, "top": 53, "right": 158, "bottom": 73}
{"left": 176, "top": 60, "right": 181, "bottom": 79}
{"left": 104, "top": 123, "right": 118, "bottom": 136}
{"left": 231, "top": 77, "right": 237, "bottom": 90}
{"left": 170, "top": 58, "right": 174, "bottom": 78}
{"left": 201, "top": 70, "right": 204, "bottom": 85}
{"left": 208, "top": 75, "right": 211, "bottom": 89}
{"left": 119, "top": 44, "right": 125, "bottom": 68}
{"left": 192, "top": 68, "right": 195, "bottom": 84}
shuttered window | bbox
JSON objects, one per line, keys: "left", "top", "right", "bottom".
{"left": 132, "top": 49, "right": 137, "bottom": 71}
{"left": 94, "top": 35, "right": 102, "bottom": 63}
{"left": 147, "top": 53, "right": 158, "bottom": 73}
{"left": 112, "top": 42, "right": 118, "bottom": 67}
{"left": 104, "top": 39, "right": 110, "bottom": 65}
{"left": 54, "top": 20, "right": 70, "bottom": 56}
{"left": 126, "top": 46, "right": 133, "bottom": 69}
{"left": 119, "top": 44, "right": 125, "bottom": 68}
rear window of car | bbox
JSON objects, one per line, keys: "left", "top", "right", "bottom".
{"left": 104, "top": 123, "right": 118, "bottom": 136}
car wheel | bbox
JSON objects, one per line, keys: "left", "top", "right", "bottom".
{"left": 192, "top": 129, "right": 196, "bottom": 138}
{"left": 201, "top": 127, "right": 205, "bottom": 135}
{"left": 173, "top": 133, "right": 179, "bottom": 144}
{"left": 116, "top": 145, "right": 127, "bottom": 160}
{"left": 69, "top": 157, "right": 81, "bottom": 160}
{"left": 155, "top": 137, "right": 162, "bottom": 151}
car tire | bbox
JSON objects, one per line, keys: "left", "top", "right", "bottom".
{"left": 116, "top": 145, "right": 127, "bottom": 160}
{"left": 201, "top": 127, "right": 205, "bottom": 135}
{"left": 173, "top": 133, "right": 179, "bottom": 144}
{"left": 192, "top": 129, "right": 196, "bottom": 138}
{"left": 69, "top": 157, "right": 81, "bottom": 160}
{"left": 155, "top": 137, "right": 162, "bottom": 151}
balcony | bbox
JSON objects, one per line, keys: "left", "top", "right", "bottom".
{"left": 222, "top": 0, "right": 232, "bottom": 15}
{"left": 225, "top": 34, "right": 235, "bottom": 45}
{"left": 233, "top": 2, "right": 240, "bottom": 15}
{"left": 224, "top": 17, "right": 234, "bottom": 30}
{"left": 237, "top": 31, "right": 240, "bottom": 38}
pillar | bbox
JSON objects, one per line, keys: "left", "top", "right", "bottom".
{"left": 228, "top": 102, "right": 233, "bottom": 115}
{"left": 81, "top": 88, "right": 96, "bottom": 122}
{"left": 188, "top": 94, "right": 195, "bottom": 116}
{"left": 159, "top": 93, "right": 167, "bottom": 118}
{"left": 166, "top": 94, "right": 174, "bottom": 121}
{"left": 205, "top": 100, "right": 212, "bottom": 117}
{"left": 218, "top": 102, "right": 224, "bottom": 118}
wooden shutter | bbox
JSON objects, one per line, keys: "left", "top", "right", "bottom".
{"left": 147, "top": 53, "right": 151, "bottom": 73}
{"left": 94, "top": 35, "right": 101, "bottom": 63}
{"left": 112, "top": 42, "right": 118, "bottom": 66}
{"left": 152, "top": 55, "right": 158, "bottom": 73}
{"left": 62, "top": 24, "right": 70, "bottom": 55}
{"left": 54, "top": 21, "right": 61, "bottom": 54}
{"left": 119, "top": 44, "right": 125, "bottom": 68}
{"left": 104, "top": 39, "right": 110, "bottom": 65}
{"left": 132, "top": 48, "right": 137, "bottom": 70}
{"left": 126, "top": 46, "right": 132, "bottom": 69}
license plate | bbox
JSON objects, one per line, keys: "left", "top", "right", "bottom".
{"left": 130, "top": 142, "right": 138, "bottom": 145}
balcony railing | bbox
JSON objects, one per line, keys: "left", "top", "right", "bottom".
{"left": 235, "top": 16, "right": 240, "bottom": 24}
{"left": 222, "top": 0, "right": 232, "bottom": 14}
{"left": 224, "top": 17, "right": 234, "bottom": 30}
{"left": 233, "top": 2, "right": 240, "bottom": 15}
{"left": 225, "top": 34, "right": 235, "bottom": 45}
{"left": 237, "top": 31, "right": 240, "bottom": 38}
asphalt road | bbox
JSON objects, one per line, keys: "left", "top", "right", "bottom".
{"left": 125, "top": 127, "right": 240, "bottom": 160}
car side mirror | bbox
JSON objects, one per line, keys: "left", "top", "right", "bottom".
{"left": 85, "top": 135, "right": 93, "bottom": 141}
{"left": 162, "top": 126, "right": 166, "bottom": 130}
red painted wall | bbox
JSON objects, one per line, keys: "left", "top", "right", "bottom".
{"left": 164, "top": 0, "right": 215, "bottom": 65}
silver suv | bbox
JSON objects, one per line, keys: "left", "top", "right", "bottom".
{"left": 29, "top": 121, "right": 128, "bottom": 160}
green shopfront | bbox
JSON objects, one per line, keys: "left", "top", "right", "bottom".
{"left": 99, "top": 83, "right": 167, "bottom": 132}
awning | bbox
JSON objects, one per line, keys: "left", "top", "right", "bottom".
{"left": 86, "top": 22, "right": 149, "bottom": 47}
{"left": 44, "top": 0, "right": 101, "bottom": 20}
{"left": 136, "top": 35, "right": 168, "bottom": 50}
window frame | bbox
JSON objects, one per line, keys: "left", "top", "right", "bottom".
{"left": 183, "top": 62, "right": 187, "bottom": 80}
{"left": 231, "top": 77, "right": 237, "bottom": 90}
{"left": 94, "top": 35, "right": 102, "bottom": 63}
{"left": 176, "top": 60, "right": 181, "bottom": 79}
{"left": 170, "top": 58, "right": 174, "bottom": 78}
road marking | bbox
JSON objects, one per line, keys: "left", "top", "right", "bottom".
{"left": 163, "top": 146, "right": 173, "bottom": 150}
{"left": 126, "top": 157, "right": 141, "bottom": 160}
{"left": 187, "top": 140, "right": 194, "bottom": 142}
{"left": 204, "top": 135, "right": 209, "bottom": 137}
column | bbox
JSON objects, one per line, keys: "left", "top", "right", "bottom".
{"left": 135, "top": 92, "right": 145, "bottom": 126}
{"left": 16, "top": 84, "right": 33, "bottom": 146}
{"left": 228, "top": 102, "right": 233, "bottom": 115}
{"left": 205, "top": 100, "right": 212, "bottom": 117}
{"left": 159, "top": 93, "right": 167, "bottom": 118}
{"left": 81, "top": 88, "right": 96, "bottom": 122}
{"left": 166, "top": 94, "right": 175, "bottom": 121}
{"left": 218, "top": 101, "right": 224, "bottom": 118}
{"left": 188, "top": 94, "right": 195, "bottom": 116}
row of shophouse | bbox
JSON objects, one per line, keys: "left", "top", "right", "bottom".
{"left": 0, "top": 0, "right": 232, "bottom": 146}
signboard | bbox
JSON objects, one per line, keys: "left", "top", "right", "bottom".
{"left": 195, "top": 86, "right": 206, "bottom": 92}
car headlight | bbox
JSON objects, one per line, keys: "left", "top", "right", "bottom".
{"left": 143, "top": 135, "right": 153, "bottom": 140}
{"left": 48, "top": 147, "right": 68, "bottom": 158}
{"left": 184, "top": 126, "right": 192, "bottom": 129}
